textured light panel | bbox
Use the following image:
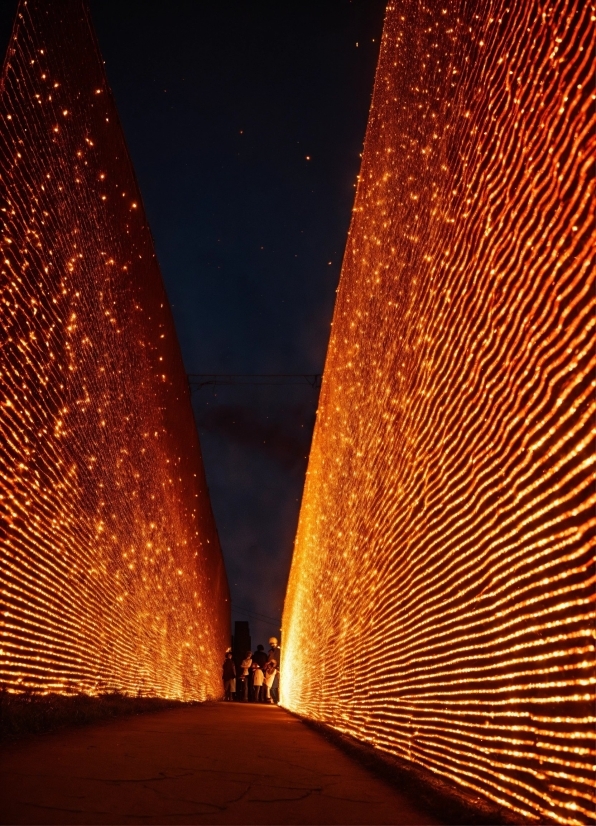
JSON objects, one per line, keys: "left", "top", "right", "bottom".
{"left": 0, "top": 0, "right": 229, "bottom": 701}
{"left": 281, "top": 0, "right": 595, "bottom": 822}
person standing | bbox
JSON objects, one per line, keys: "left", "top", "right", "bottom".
{"left": 252, "top": 661, "right": 264, "bottom": 702}
{"left": 263, "top": 660, "right": 277, "bottom": 703}
{"left": 222, "top": 652, "right": 236, "bottom": 701}
{"left": 267, "top": 637, "right": 281, "bottom": 704}
{"left": 252, "top": 644, "right": 267, "bottom": 668}
{"left": 267, "top": 637, "right": 281, "bottom": 666}
{"left": 239, "top": 650, "right": 252, "bottom": 702}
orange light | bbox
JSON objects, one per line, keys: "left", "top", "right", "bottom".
{"left": 0, "top": 0, "right": 229, "bottom": 701}
{"left": 281, "top": 1, "right": 595, "bottom": 824}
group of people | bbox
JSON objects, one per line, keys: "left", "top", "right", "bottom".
{"left": 222, "top": 636, "right": 281, "bottom": 704}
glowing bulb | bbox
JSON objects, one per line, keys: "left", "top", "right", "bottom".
{"left": 281, "top": 2, "right": 595, "bottom": 824}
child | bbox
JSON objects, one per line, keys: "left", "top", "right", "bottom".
{"left": 252, "top": 660, "right": 264, "bottom": 702}
{"left": 263, "top": 659, "right": 277, "bottom": 703}
{"left": 222, "top": 651, "right": 236, "bottom": 701}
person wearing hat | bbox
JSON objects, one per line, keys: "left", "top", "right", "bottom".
{"left": 267, "top": 637, "right": 281, "bottom": 665}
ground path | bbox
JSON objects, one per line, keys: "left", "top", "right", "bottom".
{"left": 0, "top": 702, "right": 439, "bottom": 825}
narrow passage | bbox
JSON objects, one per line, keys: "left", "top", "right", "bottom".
{"left": 0, "top": 703, "right": 438, "bottom": 825}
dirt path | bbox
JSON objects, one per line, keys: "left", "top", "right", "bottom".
{"left": 0, "top": 702, "right": 439, "bottom": 825}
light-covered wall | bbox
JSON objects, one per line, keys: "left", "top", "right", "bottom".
{"left": 0, "top": 0, "right": 229, "bottom": 701}
{"left": 281, "top": 1, "right": 594, "bottom": 822}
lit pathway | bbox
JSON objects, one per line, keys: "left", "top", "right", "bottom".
{"left": 0, "top": 702, "right": 438, "bottom": 825}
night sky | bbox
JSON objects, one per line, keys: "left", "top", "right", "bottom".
{"left": 0, "top": 0, "right": 385, "bottom": 647}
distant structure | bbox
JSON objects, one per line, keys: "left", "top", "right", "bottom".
{"left": 282, "top": 1, "right": 594, "bottom": 823}
{"left": 0, "top": 0, "right": 229, "bottom": 700}
{"left": 232, "top": 621, "right": 251, "bottom": 666}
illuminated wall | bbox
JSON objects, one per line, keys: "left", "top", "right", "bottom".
{"left": 282, "top": 0, "right": 594, "bottom": 822}
{"left": 0, "top": 0, "right": 229, "bottom": 701}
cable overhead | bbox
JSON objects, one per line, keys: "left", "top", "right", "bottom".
{"left": 232, "top": 604, "right": 281, "bottom": 628}
{"left": 188, "top": 373, "right": 322, "bottom": 391}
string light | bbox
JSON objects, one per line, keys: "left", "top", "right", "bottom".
{"left": 0, "top": 0, "right": 229, "bottom": 701}
{"left": 281, "top": 1, "right": 595, "bottom": 823}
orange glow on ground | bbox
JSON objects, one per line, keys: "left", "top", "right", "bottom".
{"left": 0, "top": 0, "right": 229, "bottom": 701}
{"left": 282, "top": 1, "right": 595, "bottom": 822}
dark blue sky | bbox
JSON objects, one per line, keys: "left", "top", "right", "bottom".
{"left": 0, "top": 0, "right": 385, "bottom": 646}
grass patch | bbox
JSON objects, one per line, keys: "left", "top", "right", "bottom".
{"left": 0, "top": 690, "right": 192, "bottom": 741}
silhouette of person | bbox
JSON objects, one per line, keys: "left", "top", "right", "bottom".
{"left": 252, "top": 644, "right": 267, "bottom": 668}
{"left": 252, "top": 661, "right": 264, "bottom": 701}
{"left": 239, "top": 650, "right": 252, "bottom": 702}
{"left": 267, "top": 637, "right": 281, "bottom": 703}
{"left": 222, "top": 652, "right": 236, "bottom": 701}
